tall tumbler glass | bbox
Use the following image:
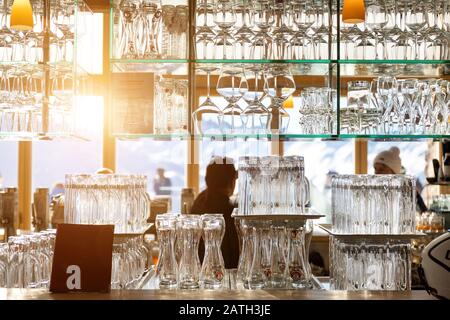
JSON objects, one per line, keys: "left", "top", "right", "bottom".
{"left": 154, "top": 213, "right": 178, "bottom": 289}
{"left": 200, "top": 214, "right": 226, "bottom": 289}
{"left": 178, "top": 215, "right": 202, "bottom": 289}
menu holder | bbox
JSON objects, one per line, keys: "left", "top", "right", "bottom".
{"left": 49, "top": 224, "right": 114, "bottom": 293}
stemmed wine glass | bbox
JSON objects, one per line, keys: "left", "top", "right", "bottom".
{"left": 263, "top": 64, "right": 295, "bottom": 134}
{"left": 365, "top": 2, "right": 389, "bottom": 60}
{"left": 291, "top": 1, "right": 314, "bottom": 60}
{"left": 251, "top": 0, "right": 274, "bottom": 60}
{"left": 192, "top": 65, "right": 223, "bottom": 135}
{"left": 213, "top": 0, "right": 236, "bottom": 59}
{"left": 241, "top": 65, "right": 271, "bottom": 134}
{"left": 233, "top": 0, "right": 254, "bottom": 60}
{"left": 216, "top": 65, "right": 248, "bottom": 134}
{"left": 196, "top": 0, "right": 216, "bottom": 59}
{"left": 405, "top": 1, "right": 427, "bottom": 60}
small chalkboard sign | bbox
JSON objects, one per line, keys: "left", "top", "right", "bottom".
{"left": 49, "top": 224, "right": 114, "bottom": 293}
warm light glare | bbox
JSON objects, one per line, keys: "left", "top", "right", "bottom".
{"left": 342, "top": 0, "right": 365, "bottom": 24}
{"left": 283, "top": 96, "right": 294, "bottom": 109}
{"left": 10, "top": 0, "right": 34, "bottom": 31}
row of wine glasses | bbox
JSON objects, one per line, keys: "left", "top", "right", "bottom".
{"left": 342, "top": 77, "right": 450, "bottom": 135}
{"left": 0, "top": 0, "right": 83, "bottom": 63}
{"left": 0, "top": 63, "right": 75, "bottom": 135}
{"left": 330, "top": 237, "right": 411, "bottom": 291}
{"left": 193, "top": 63, "right": 296, "bottom": 135}
{"left": 236, "top": 220, "right": 313, "bottom": 289}
{"left": 64, "top": 174, "right": 151, "bottom": 234}
{"left": 112, "top": 0, "right": 188, "bottom": 59}
{"left": 195, "top": 0, "right": 331, "bottom": 60}
{"left": 149, "top": 213, "right": 227, "bottom": 290}
{"left": 0, "top": 230, "right": 56, "bottom": 289}
{"left": 331, "top": 174, "right": 416, "bottom": 235}
{"left": 340, "top": 0, "right": 450, "bottom": 60}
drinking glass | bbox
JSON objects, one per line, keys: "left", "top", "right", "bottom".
{"left": 178, "top": 215, "right": 202, "bottom": 289}
{"left": 264, "top": 65, "right": 295, "bottom": 133}
{"left": 216, "top": 65, "right": 248, "bottom": 134}
{"left": 192, "top": 66, "right": 223, "bottom": 135}
{"left": 154, "top": 213, "right": 178, "bottom": 289}
{"left": 241, "top": 65, "right": 270, "bottom": 134}
{"left": 200, "top": 213, "right": 226, "bottom": 289}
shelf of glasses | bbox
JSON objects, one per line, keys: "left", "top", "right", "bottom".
{"left": 112, "top": 133, "right": 337, "bottom": 141}
{"left": 110, "top": 133, "right": 450, "bottom": 141}
{"left": 338, "top": 134, "right": 450, "bottom": 140}
{"left": 110, "top": 60, "right": 188, "bottom": 74}
{"left": 113, "top": 133, "right": 191, "bottom": 141}
{"left": 338, "top": 60, "right": 450, "bottom": 65}
{"left": 195, "top": 62, "right": 334, "bottom": 77}
{"left": 318, "top": 224, "right": 427, "bottom": 241}
{"left": 339, "top": 63, "right": 449, "bottom": 77}
{"left": 195, "top": 59, "right": 332, "bottom": 64}
{"left": 0, "top": 132, "right": 91, "bottom": 142}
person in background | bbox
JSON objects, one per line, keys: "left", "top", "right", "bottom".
{"left": 374, "top": 146, "right": 427, "bottom": 213}
{"left": 50, "top": 182, "right": 65, "bottom": 199}
{"left": 191, "top": 157, "right": 239, "bottom": 269}
{"left": 153, "top": 168, "right": 172, "bottom": 196}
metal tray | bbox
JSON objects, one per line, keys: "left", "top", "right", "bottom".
{"left": 137, "top": 267, "right": 325, "bottom": 291}
{"left": 318, "top": 224, "right": 427, "bottom": 241}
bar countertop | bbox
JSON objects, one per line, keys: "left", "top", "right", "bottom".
{"left": 0, "top": 289, "right": 436, "bottom": 300}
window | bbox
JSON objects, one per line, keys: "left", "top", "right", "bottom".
{"left": 0, "top": 142, "right": 18, "bottom": 188}
{"left": 116, "top": 140, "right": 187, "bottom": 212}
{"left": 199, "top": 139, "right": 271, "bottom": 191}
{"left": 368, "top": 141, "right": 429, "bottom": 187}
{"left": 32, "top": 97, "right": 103, "bottom": 194}
{"left": 284, "top": 139, "right": 354, "bottom": 222}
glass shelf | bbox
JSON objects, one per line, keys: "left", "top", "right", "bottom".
{"left": 110, "top": 59, "right": 189, "bottom": 64}
{"left": 338, "top": 60, "right": 450, "bottom": 65}
{"left": 0, "top": 132, "right": 90, "bottom": 141}
{"left": 338, "top": 134, "right": 450, "bottom": 140}
{"left": 110, "top": 61, "right": 188, "bottom": 74}
{"left": 111, "top": 133, "right": 450, "bottom": 141}
{"left": 339, "top": 63, "right": 449, "bottom": 77}
{"left": 195, "top": 59, "right": 332, "bottom": 64}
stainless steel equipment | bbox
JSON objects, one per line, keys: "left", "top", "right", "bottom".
{"left": 0, "top": 188, "right": 19, "bottom": 240}
{"left": 32, "top": 188, "right": 50, "bottom": 232}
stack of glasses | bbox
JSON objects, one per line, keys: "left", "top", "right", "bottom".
{"left": 236, "top": 220, "right": 313, "bottom": 289}
{"left": 193, "top": 64, "right": 299, "bottom": 135}
{"left": 331, "top": 175, "right": 416, "bottom": 234}
{"left": 154, "top": 77, "right": 188, "bottom": 134}
{"left": 64, "top": 174, "right": 151, "bottom": 234}
{"left": 0, "top": 0, "right": 80, "bottom": 63}
{"left": 330, "top": 174, "right": 416, "bottom": 291}
{"left": 298, "top": 87, "right": 337, "bottom": 134}
{"left": 0, "top": 230, "right": 56, "bottom": 289}
{"left": 112, "top": 0, "right": 188, "bottom": 59}
{"left": 195, "top": 0, "right": 331, "bottom": 60}
{"left": 342, "top": 77, "right": 450, "bottom": 135}
{"left": 0, "top": 0, "right": 87, "bottom": 136}
{"left": 150, "top": 213, "right": 227, "bottom": 290}
{"left": 111, "top": 236, "right": 149, "bottom": 289}
{"left": 0, "top": 231, "right": 149, "bottom": 289}
{"left": 330, "top": 238, "right": 411, "bottom": 291}
{"left": 238, "top": 155, "right": 309, "bottom": 215}
{"left": 339, "top": 0, "right": 450, "bottom": 60}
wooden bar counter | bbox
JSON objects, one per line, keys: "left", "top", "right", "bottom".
{"left": 0, "top": 289, "right": 435, "bottom": 300}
